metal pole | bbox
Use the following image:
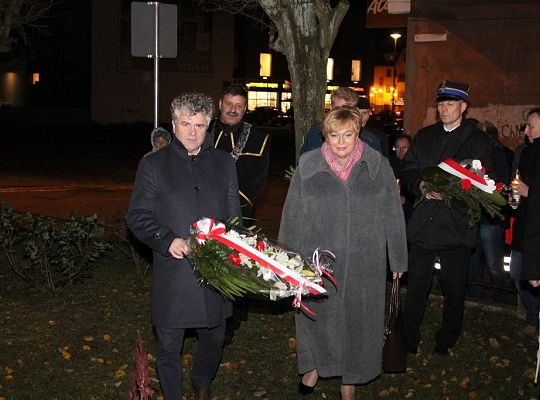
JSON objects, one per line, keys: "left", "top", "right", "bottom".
{"left": 392, "top": 38, "right": 397, "bottom": 111}
{"left": 153, "top": 1, "right": 160, "bottom": 129}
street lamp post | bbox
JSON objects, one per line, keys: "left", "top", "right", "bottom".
{"left": 390, "top": 33, "right": 401, "bottom": 111}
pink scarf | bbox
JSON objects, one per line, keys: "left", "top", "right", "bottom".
{"left": 321, "top": 138, "right": 363, "bottom": 181}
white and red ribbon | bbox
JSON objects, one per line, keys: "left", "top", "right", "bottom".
{"left": 192, "top": 218, "right": 327, "bottom": 298}
{"left": 438, "top": 158, "right": 493, "bottom": 193}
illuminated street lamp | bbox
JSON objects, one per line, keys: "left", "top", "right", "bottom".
{"left": 390, "top": 33, "right": 401, "bottom": 111}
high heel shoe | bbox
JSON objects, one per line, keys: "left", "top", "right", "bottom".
{"left": 298, "top": 381, "right": 315, "bottom": 395}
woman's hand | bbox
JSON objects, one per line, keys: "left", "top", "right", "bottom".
{"left": 529, "top": 280, "right": 540, "bottom": 288}
{"left": 169, "top": 238, "right": 188, "bottom": 259}
{"left": 393, "top": 272, "right": 403, "bottom": 279}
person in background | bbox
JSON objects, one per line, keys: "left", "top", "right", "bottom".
{"left": 467, "top": 121, "right": 509, "bottom": 304}
{"left": 511, "top": 107, "right": 540, "bottom": 342}
{"left": 126, "top": 92, "right": 242, "bottom": 400}
{"left": 300, "top": 87, "right": 385, "bottom": 156}
{"left": 208, "top": 85, "right": 271, "bottom": 342}
{"left": 150, "top": 126, "right": 172, "bottom": 152}
{"left": 401, "top": 80, "right": 507, "bottom": 356}
{"left": 279, "top": 107, "right": 407, "bottom": 399}
{"left": 390, "top": 134, "right": 413, "bottom": 222}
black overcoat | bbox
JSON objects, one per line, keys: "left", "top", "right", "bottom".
{"left": 126, "top": 135, "right": 242, "bottom": 328}
{"left": 401, "top": 119, "right": 507, "bottom": 249}
{"left": 520, "top": 138, "right": 540, "bottom": 280}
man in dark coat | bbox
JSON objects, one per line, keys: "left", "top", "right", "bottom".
{"left": 300, "top": 87, "right": 387, "bottom": 157}
{"left": 126, "top": 92, "right": 242, "bottom": 400}
{"left": 518, "top": 107, "right": 540, "bottom": 286}
{"left": 208, "top": 85, "right": 271, "bottom": 340}
{"left": 401, "top": 81, "right": 507, "bottom": 355}
{"left": 209, "top": 86, "right": 270, "bottom": 220}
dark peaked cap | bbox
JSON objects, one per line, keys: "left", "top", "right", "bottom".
{"left": 436, "top": 80, "right": 470, "bottom": 102}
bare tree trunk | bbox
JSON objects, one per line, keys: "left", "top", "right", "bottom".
{"left": 0, "top": 0, "right": 23, "bottom": 52}
{"left": 259, "top": 0, "right": 349, "bottom": 160}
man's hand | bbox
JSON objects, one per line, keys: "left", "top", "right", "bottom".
{"left": 169, "top": 238, "right": 189, "bottom": 259}
{"left": 511, "top": 178, "right": 529, "bottom": 198}
{"left": 420, "top": 180, "right": 443, "bottom": 200}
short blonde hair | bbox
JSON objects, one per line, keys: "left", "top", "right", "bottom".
{"left": 322, "top": 106, "right": 362, "bottom": 138}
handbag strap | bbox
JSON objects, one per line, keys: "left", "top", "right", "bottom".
{"left": 387, "top": 277, "right": 401, "bottom": 326}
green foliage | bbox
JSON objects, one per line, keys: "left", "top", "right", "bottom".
{"left": 0, "top": 209, "right": 111, "bottom": 292}
{"left": 188, "top": 237, "right": 273, "bottom": 300}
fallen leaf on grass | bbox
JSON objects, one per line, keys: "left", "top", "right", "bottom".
{"left": 182, "top": 354, "right": 192, "bottom": 365}
{"left": 82, "top": 345, "right": 91, "bottom": 351}
{"left": 114, "top": 381, "right": 122, "bottom": 387}
{"left": 91, "top": 357, "right": 105, "bottom": 364}
{"left": 103, "top": 334, "right": 111, "bottom": 342}
{"left": 58, "top": 347, "right": 71, "bottom": 360}
{"left": 458, "top": 376, "right": 470, "bottom": 388}
{"left": 219, "top": 362, "right": 234, "bottom": 370}
{"left": 468, "top": 391, "right": 478, "bottom": 399}
{"left": 84, "top": 336, "right": 94, "bottom": 342}
{"left": 4, "top": 367, "right": 13, "bottom": 374}
{"left": 48, "top": 320, "right": 56, "bottom": 326}
{"left": 115, "top": 369, "right": 126, "bottom": 378}
{"left": 288, "top": 338, "right": 296, "bottom": 349}
{"left": 488, "top": 338, "right": 500, "bottom": 349}
{"left": 524, "top": 368, "right": 536, "bottom": 380}
{"left": 253, "top": 388, "right": 267, "bottom": 397}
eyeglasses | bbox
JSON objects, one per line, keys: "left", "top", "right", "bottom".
{"left": 393, "top": 146, "right": 409, "bottom": 151}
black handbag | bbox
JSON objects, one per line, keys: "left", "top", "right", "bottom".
{"left": 382, "top": 277, "right": 407, "bottom": 373}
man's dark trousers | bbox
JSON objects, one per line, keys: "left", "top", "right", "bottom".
{"left": 404, "top": 244, "right": 472, "bottom": 349}
{"left": 155, "top": 323, "right": 226, "bottom": 400}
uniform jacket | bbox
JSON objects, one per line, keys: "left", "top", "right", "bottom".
{"left": 278, "top": 144, "right": 407, "bottom": 384}
{"left": 401, "top": 119, "right": 506, "bottom": 250}
{"left": 126, "top": 135, "right": 242, "bottom": 328}
{"left": 210, "top": 119, "right": 270, "bottom": 218}
{"left": 519, "top": 138, "right": 540, "bottom": 280}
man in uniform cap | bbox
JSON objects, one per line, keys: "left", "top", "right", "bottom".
{"left": 400, "top": 80, "right": 507, "bottom": 355}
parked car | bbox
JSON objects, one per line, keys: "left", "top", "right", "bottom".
{"left": 245, "top": 106, "right": 292, "bottom": 126}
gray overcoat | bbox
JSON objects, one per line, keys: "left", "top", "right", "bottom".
{"left": 126, "top": 135, "right": 241, "bottom": 329}
{"left": 278, "top": 144, "right": 408, "bottom": 384}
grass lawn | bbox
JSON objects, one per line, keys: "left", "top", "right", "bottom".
{"left": 1, "top": 242, "right": 539, "bottom": 400}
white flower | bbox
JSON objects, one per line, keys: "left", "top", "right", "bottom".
{"left": 275, "top": 251, "right": 290, "bottom": 264}
{"left": 243, "top": 235, "right": 257, "bottom": 247}
{"left": 485, "top": 177, "right": 496, "bottom": 193}
{"left": 227, "top": 229, "right": 241, "bottom": 239}
{"left": 273, "top": 281, "right": 288, "bottom": 290}
{"left": 472, "top": 160, "right": 483, "bottom": 171}
{"left": 239, "top": 253, "right": 252, "bottom": 267}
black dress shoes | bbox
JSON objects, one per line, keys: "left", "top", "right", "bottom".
{"left": 194, "top": 387, "right": 211, "bottom": 400}
{"left": 298, "top": 381, "right": 315, "bottom": 396}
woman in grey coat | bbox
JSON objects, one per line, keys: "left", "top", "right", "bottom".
{"left": 279, "top": 107, "right": 407, "bottom": 399}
